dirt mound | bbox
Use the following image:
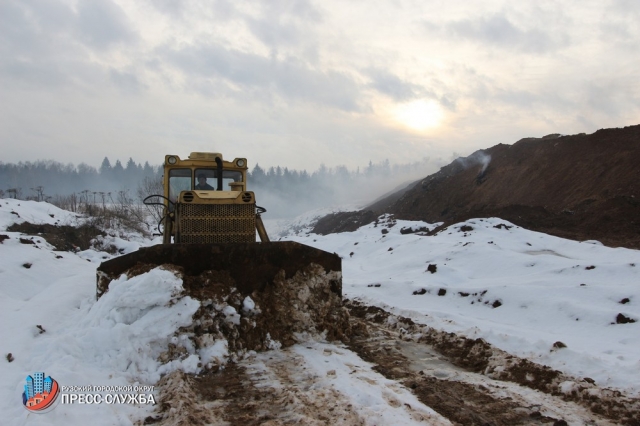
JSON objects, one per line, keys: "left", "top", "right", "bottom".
{"left": 312, "top": 210, "right": 377, "bottom": 235}
{"left": 321, "top": 125, "right": 640, "bottom": 249}
{"left": 7, "top": 221, "right": 105, "bottom": 251}
{"left": 177, "top": 262, "right": 349, "bottom": 358}
{"left": 98, "top": 243, "right": 349, "bottom": 373}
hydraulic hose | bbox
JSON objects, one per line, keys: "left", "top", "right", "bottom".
{"left": 215, "top": 156, "right": 223, "bottom": 191}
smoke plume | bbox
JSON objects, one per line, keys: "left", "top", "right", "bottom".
{"left": 455, "top": 150, "right": 492, "bottom": 173}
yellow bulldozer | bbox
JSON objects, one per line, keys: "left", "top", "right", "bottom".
{"left": 158, "top": 152, "right": 270, "bottom": 244}
{"left": 96, "top": 152, "right": 343, "bottom": 309}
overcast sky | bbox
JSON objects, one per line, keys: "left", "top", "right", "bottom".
{"left": 1, "top": 0, "right": 638, "bottom": 172}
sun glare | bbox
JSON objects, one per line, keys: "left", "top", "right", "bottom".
{"left": 392, "top": 99, "right": 443, "bottom": 132}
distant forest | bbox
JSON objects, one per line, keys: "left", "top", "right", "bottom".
{"left": 0, "top": 157, "right": 161, "bottom": 201}
{"left": 0, "top": 156, "right": 435, "bottom": 217}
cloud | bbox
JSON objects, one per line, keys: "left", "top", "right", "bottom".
{"left": 428, "top": 12, "right": 570, "bottom": 54}
{"left": 239, "top": 3, "right": 328, "bottom": 86}
{"left": 365, "top": 68, "right": 423, "bottom": 101}
{"left": 609, "top": 0, "right": 640, "bottom": 15}
{"left": 598, "top": 2, "right": 640, "bottom": 51}
{"left": 163, "top": 43, "right": 361, "bottom": 110}
{"left": 109, "top": 68, "right": 146, "bottom": 94}
{"left": 251, "top": 0, "right": 322, "bottom": 23}
{"left": 583, "top": 79, "right": 640, "bottom": 117}
{"left": 0, "top": 1, "right": 77, "bottom": 88}
{"left": 148, "top": 0, "right": 190, "bottom": 17}
{"left": 246, "top": 17, "right": 306, "bottom": 50}
{"left": 75, "top": 0, "right": 138, "bottom": 49}
{"left": 223, "top": 0, "right": 323, "bottom": 63}
{"left": 0, "top": 0, "right": 75, "bottom": 46}
{"left": 0, "top": 0, "right": 138, "bottom": 90}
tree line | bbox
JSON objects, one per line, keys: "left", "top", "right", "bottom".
{"left": 0, "top": 158, "right": 161, "bottom": 201}
{"left": 0, "top": 156, "right": 435, "bottom": 217}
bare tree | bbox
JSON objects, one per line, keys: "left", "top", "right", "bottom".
{"left": 7, "top": 188, "right": 21, "bottom": 199}
{"left": 30, "top": 186, "right": 45, "bottom": 201}
{"left": 99, "top": 192, "right": 106, "bottom": 212}
{"left": 136, "top": 175, "right": 165, "bottom": 224}
{"left": 108, "top": 189, "right": 149, "bottom": 235}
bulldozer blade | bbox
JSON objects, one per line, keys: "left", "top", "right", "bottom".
{"left": 96, "top": 241, "right": 341, "bottom": 299}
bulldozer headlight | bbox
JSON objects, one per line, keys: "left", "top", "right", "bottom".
{"left": 236, "top": 159, "right": 246, "bottom": 167}
{"left": 167, "top": 156, "right": 177, "bottom": 165}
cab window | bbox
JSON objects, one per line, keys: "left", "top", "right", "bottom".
{"left": 168, "top": 169, "right": 191, "bottom": 202}
{"left": 194, "top": 169, "right": 242, "bottom": 191}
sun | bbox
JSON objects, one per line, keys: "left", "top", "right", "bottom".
{"left": 392, "top": 99, "right": 444, "bottom": 132}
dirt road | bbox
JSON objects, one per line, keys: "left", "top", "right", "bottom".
{"left": 147, "top": 300, "right": 640, "bottom": 426}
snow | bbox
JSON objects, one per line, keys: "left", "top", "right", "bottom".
{"left": 292, "top": 342, "right": 448, "bottom": 425}
{"left": 282, "top": 215, "right": 640, "bottom": 394}
{"left": 221, "top": 305, "right": 241, "bottom": 325}
{"left": 79, "top": 269, "right": 201, "bottom": 382}
{"left": 0, "top": 199, "right": 82, "bottom": 228}
{"left": 247, "top": 341, "right": 450, "bottom": 425}
{"left": 1, "top": 198, "right": 639, "bottom": 424}
{"left": 242, "top": 295, "right": 256, "bottom": 313}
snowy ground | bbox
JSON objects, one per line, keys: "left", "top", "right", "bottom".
{"left": 276, "top": 214, "right": 640, "bottom": 395}
{"left": 1, "top": 199, "right": 638, "bottom": 425}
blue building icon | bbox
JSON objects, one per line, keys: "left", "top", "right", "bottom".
{"left": 33, "top": 372, "right": 44, "bottom": 395}
{"left": 44, "top": 377, "right": 53, "bottom": 393}
{"left": 24, "top": 376, "right": 34, "bottom": 400}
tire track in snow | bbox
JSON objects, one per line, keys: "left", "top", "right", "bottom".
{"left": 149, "top": 299, "right": 638, "bottom": 425}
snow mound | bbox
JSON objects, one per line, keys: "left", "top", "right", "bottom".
{"left": 34, "top": 268, "right": 201, "bottom": 384}
{"left": 0, "top": 198, "right": 81, "bottom": 229}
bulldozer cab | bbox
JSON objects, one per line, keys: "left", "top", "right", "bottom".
{"left": 167, "top": 167, "right": 245, "bottom": 202}
{"left": 159, "top": 152, "right": 269, "bottom": 244}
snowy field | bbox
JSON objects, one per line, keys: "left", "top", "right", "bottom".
{"left": 277, "top": 214, "right": 640, "bottom": 393}
{"left": 1, "top": 198, "right": 638, "bottom": 425}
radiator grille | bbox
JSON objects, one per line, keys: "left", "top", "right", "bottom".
{"left": 177, "top": 203, "right": 256, "bottom": 243}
